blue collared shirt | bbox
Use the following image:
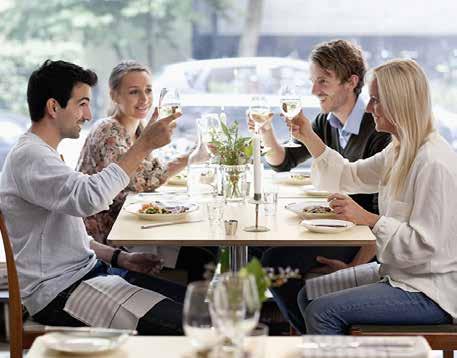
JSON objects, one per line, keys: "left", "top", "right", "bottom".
{"left": 327, "top": 96, "right": 366, "bottom": 149}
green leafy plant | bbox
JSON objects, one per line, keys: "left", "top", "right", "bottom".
{"left": 204, "top": 257, "right": 301, "bottom": 305}
{"left": 239, "top": 258, "right": 301, "bottom": 303}
{"left": 209, "top": 119, "right": 254, "bottom": 199}
{"left": 209, "top": 120, "right": 253, "bottom": 166}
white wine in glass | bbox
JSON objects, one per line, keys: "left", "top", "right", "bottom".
{"left": 279, "top": 84, "right": 302, "bottom": 148}
{"left": 248, "top": 95, "right": 271, "bottom": 133}
{"left": 159, "top": 88, "right": 182, "bottom": 119}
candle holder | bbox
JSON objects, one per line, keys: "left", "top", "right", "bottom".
{"left": 243, "top": 193, "right": 270, "bottom": 232}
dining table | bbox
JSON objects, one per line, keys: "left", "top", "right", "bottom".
{"left": 27, "top": 334, "right": 432, "bottom": 358}
{"left": 107, "top": 173, "right": 376, "bottom": 272}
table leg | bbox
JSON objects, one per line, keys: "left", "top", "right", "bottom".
{"left": 229, "top": 245, "right": 248, "bottom": 272}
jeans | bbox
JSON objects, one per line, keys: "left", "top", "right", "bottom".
{"left": 298, "top": 282, "right": 452, "bottom": 335}
{"left": 33, "top": 261, "right": 186, "bottom": 335}
{"left": 261, "top": 246, "right": 359, "bottom": 333}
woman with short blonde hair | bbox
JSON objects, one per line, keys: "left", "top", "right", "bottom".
{"left": 291, "top": 59, "right": 457, "bottom": 333}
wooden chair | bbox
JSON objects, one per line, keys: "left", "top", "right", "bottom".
{"left": 0, "top": 210, "right": 43, "bottom": 358}
{"left": 350, "top": 324, "right": 457, "bottom": 358}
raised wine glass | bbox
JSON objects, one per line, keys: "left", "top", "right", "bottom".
{"left": 279, "top": 84, "right": 302, "bottom": 148}
{"left": 248, "top": 95, "right": 271, "bottom": 134}
{"left": 159, "top": 88, "right": 182, "bottom": 119}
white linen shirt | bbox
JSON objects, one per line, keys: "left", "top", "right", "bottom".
{"left": 0, "top": 132, "right": 130, "bottom": 315}
{"left": 311, "top": 132, "right": 457, "bottom": 320}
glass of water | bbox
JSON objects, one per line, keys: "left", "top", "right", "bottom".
{"left": 263, "top": 191, "right": 278, "bottom": 216}
{"left": 206, "top": 196, "right": 225, "bottom": 229}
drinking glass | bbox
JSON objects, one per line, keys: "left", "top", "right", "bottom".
{"left": 279, "top": 84, "right": 301, "bottom": 148}
{"left": 183, "top": 281, "right": 221, "bottom": 353}
{"left": 206, "top": 196, "right": 225, "bottom": 230}
{"left": 248, "top": 95, "right": 271, "bottom": 134}
{"left": 201, "top": 113, "right": 222, "bottom": 160}
{"left": 159, "top": 88, "right": 182, "bottom": 119}
{"left": 210, "top": 272, "right": 261, "bottom": 356}
{"left": 263, "top": 191, "right": 278, "bottom": 216}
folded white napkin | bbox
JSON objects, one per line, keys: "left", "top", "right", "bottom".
{"left": 305, "top": 262, "right": 380, "bottom": 300}
{"left": 64, "top": 275, "right": 165, "bottom": 329}
{"left": 300, "top": 335, "right": 430, "bottom": 358}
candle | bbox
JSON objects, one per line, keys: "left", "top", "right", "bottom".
{"left": 253, "top": 133, "right": 262, "bottom": 196}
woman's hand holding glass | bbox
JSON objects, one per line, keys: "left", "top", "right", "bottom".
{"left": 286, "top": 110, "right": 313, "bottom": 143}
{"left": 159, "top": 87, "right": 182, "bottom": 119}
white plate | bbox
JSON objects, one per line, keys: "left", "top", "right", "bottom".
{"left": 166, "top": 174, "right": 187, "bottom": 186}
{"left": 301, "top": 185, "right": 330, "bottom": 198}
{"left": 301, "top": 219, "right": 355, "bottom": 233}
{"left": 41, "top": 332, "right": 128, "bottom": 354}
{"left": 285, "top": 201, "right": 336, "bottom": 219}
{"left": 273, "top": 172, "right": 312, "bottom": 186}
{"left": 124, "top": 201, "right": 199, "bottom": 221}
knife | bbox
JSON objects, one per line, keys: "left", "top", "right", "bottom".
{"left": 44, "top": 326, "right": 137, "bottom": 336}
{"left": 141, "top": 219, "right": 203, "bottom": 229}
{"left": 310, "top": 224, "right": 349, "bottom": 228}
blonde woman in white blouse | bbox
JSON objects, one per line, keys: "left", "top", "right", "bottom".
{"left": 292, "top": 59, "right": 457, "bottom": 334}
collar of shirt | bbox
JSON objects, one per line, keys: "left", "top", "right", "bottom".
{"left": 327, "top": 96, "right": 366, "bottom": 148}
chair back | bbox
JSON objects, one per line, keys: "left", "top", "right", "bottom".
{"left": 0, "top": 209, "right": 23, "bottom": 358}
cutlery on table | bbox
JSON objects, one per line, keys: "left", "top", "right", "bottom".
{"left": 44, "top": 326, "right": 137, "bottom": 336}
{"left": 310, "top": 224, "right": 349, "bottom": 228}
{"left": 141, "top": 219, "right": 203, "bottom": 229}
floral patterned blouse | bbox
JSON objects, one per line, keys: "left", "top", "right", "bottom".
{"left": 77, "top": 118, "right": 167, "bottom": 244}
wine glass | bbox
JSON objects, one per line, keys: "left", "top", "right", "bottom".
{"left": 210, "top": 272, "right": 261, "bottom": 356}
{"left": 201, "top": 113, "right": 222, "bottom": 143}
{"left": 200, "top": 113, "right": 222, "bottom": 162}
{"left": 159, "top": 88, "right": 182, "bottom": 119}
{"left": 183, "top": 281, "right": 221, "bottom": 354}
{"left": 248, "top": 95, "right": 271, "bottom": 134}
{"left": 279, "top": 84, "right": 302, "bottom": 148}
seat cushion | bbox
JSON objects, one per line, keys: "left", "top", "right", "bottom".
{"left": 351, "top": 324, "right": 457, "bottom": 333}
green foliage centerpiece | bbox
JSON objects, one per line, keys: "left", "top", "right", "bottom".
{"left": 209, "top": 120, "right": 253, "bottom": 202}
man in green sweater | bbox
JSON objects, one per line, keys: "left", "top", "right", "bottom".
{"left": 260, "top": 40, "right": 391, "bottom": 333}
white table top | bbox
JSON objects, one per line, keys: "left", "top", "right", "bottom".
{"left": 28, "top": 335, "right": 432, "bottom": 358}
{"left": 107, "top": 191, "right": 376, "bottom": 247}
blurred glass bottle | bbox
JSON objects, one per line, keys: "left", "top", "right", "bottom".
{"left": 187, "top": 117, "right": 217, "bottom": 198}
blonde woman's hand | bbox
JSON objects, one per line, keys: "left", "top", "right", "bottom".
{"left": 286, "top": 110, "right": 313, "bottom": 142}
{"left": 309, "top": 257, "right": 351, "bottom": 274}
{"left": 328, "top": 193, "right": 379, "bottom": 227}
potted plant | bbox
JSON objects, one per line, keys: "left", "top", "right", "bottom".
{"left": 209, "top": 120, "right": 253, "bottom": 202}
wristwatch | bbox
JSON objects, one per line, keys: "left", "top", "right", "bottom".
{"left": 110, "top": 248, "right": 122, "bottom": 268}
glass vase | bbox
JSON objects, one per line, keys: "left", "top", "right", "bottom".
{"left": 221, "top": 164, "right": 248, "bottom": 203}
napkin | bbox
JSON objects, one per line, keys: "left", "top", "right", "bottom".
{"left": 64, "top": 275, "right": 165, "bottom": 329}
{"left": 300, "top": 335, "right": 430, "bottom": 358}
{"left": 305, "top": 262, "right": 380, "bottom": 300}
